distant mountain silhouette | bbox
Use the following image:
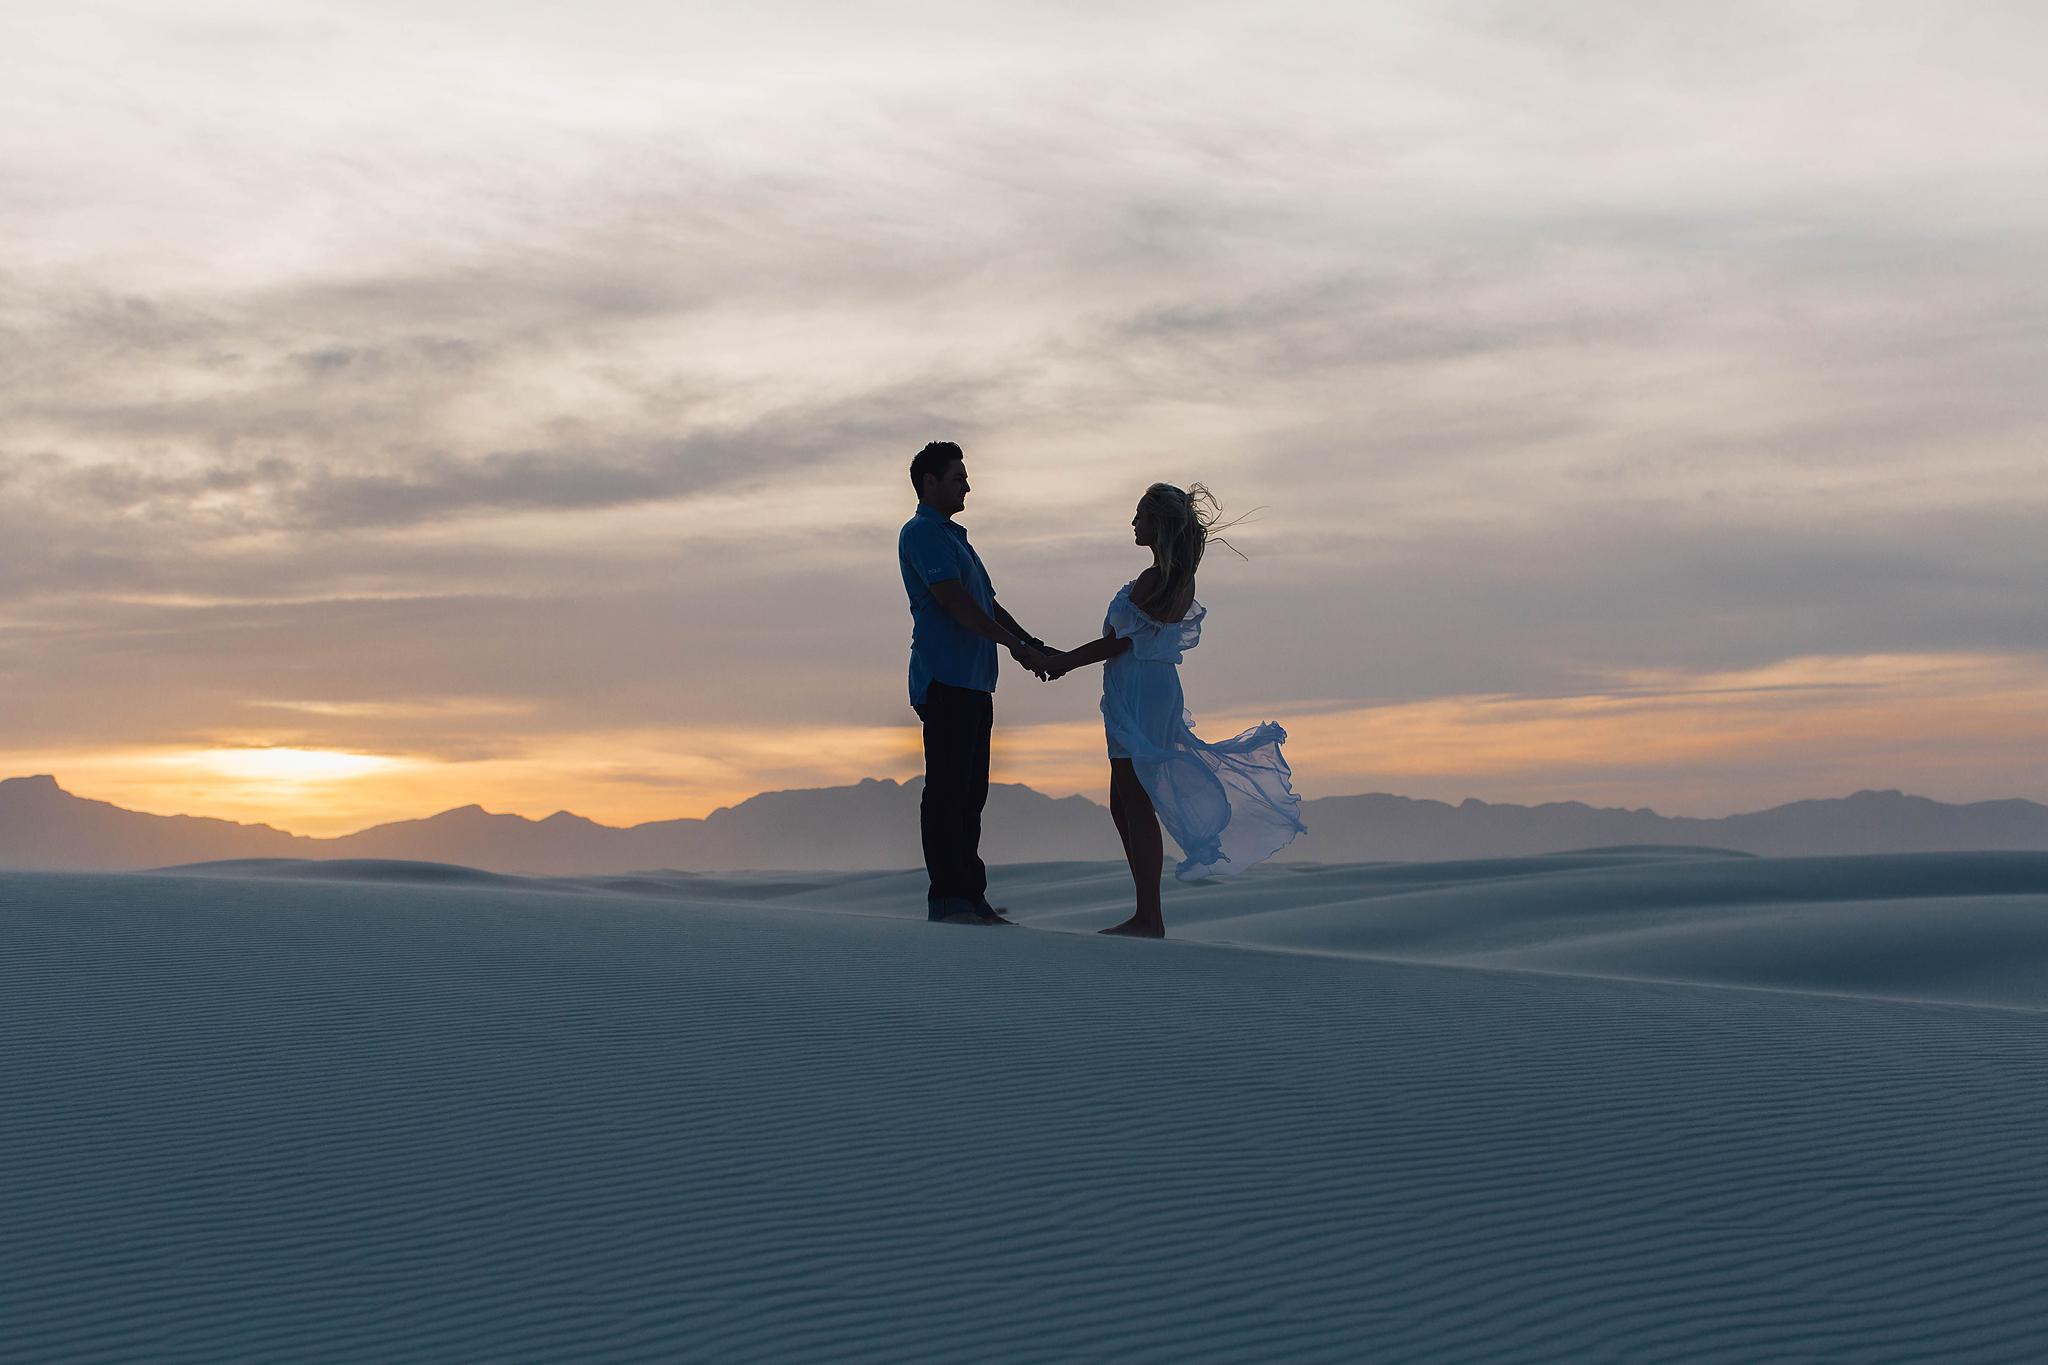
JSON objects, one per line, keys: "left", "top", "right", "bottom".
{"left": 0, "top": 774, "right": 1117, "bottom": 874}
{"left": 313, "top": 779, "right": 1119, "bottom": 874}
{"left": 0, "top": 774, "right": 313, "bottom": 868}
{"left": 1271, "top": 790, "right": 2048, "bottom": 862}
{"left": 3, "top": 773, "right": 2045, "bottom": 875}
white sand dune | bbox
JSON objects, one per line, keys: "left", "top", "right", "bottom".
{"left": 6, "top": 848, "right": 2047, "bottom": 1362}
{"left": 1004, "top": 849, "right": 2048, "bottom": 1011}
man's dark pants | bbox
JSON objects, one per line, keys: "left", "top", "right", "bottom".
{"left": 914, "top": 679, "right": 992, "bottom": 919}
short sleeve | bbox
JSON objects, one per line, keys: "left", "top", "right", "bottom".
{"left": 900, "top": 518, "right": 963, "bottom": 585}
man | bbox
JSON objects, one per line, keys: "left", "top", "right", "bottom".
{"left": 899, "top": 441, "right": 1055, "bottom": 925}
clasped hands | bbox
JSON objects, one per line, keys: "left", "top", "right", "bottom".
{"left": 1009, "top": 639, "right": 1071, "bottom": 682}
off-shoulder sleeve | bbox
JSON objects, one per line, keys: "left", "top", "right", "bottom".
{"left": 1107, "top": 596, "right": 1204, "bottom": 662}
{"left": 1104, "top": 595, "right": 1155, "bottom": 642}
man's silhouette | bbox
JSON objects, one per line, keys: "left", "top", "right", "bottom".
{"left": 898, "top": 442, "right": 1054, "bottom": 925}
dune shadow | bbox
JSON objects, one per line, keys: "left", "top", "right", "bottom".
{"left": 152, "top": 857, "right": 536, "bottom": 888}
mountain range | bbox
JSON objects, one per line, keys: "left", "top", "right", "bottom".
{"left": 4, "top": 773, "right": 2047, "bottom": 875}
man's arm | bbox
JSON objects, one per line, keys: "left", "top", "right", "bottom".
{"left": 990, "top": 600, "right": 1057, "bottom": 653}
{"left": 929, "top": 580, "right": 1051, "bottom": 671}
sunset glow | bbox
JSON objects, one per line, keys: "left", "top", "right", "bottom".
{"left": 183, "top": 749, "right": 402, "bottom": 784}
{"left": 6, "top": 649, "right": 2037, "bottom": 837}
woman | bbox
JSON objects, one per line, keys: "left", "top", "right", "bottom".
{"left": 1043, "top": 483, "right": 1305, "bottom": 936}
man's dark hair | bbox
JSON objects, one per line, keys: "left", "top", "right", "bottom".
{"left": 910, "top": 441, "right": 964, "bottom": 495}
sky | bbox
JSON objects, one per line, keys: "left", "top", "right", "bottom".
{"left": 2, "top": 0, "right": 2044, "bottom": 835}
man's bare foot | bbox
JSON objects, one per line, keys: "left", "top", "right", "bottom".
{"left": 937, "top": 910, "right": 1003, "bottom": 926}
{"left": 1099, "top": 917, "right": 1164, "bottom": 938}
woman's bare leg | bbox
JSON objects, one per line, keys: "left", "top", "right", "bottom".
{"left": 1101, "top": 759, "right": 1165, "bottom": 937}
{"left": 1108, "top": 769, "right": 1135, "bottom": 862}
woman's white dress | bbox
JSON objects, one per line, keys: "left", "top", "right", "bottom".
{"left": 1101, "top": 580, "right": 1305, "bottom": 880}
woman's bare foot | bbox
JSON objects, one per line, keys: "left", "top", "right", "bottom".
{"left": 1099, "top": 917, "right": 1164, "bottom": 938}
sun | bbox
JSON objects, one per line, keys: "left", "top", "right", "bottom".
{"left": 188, "top": 748, "right": 399, "bottom": 782}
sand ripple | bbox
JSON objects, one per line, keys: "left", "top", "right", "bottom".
{"left": 4, "top": 857, "right": 2047, "bottom": 1361}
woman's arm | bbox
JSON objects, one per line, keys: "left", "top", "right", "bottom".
{"left": 1044, "top": 627, "right": 1129, "bottom": 678}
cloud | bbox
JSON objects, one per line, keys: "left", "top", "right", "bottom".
{"left": 1, "top": 0, "right": 2044, "bottom": 818}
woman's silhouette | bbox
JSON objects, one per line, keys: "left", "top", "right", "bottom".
{"left": 1044, "top": 484, "right": 1304, "bottom": 936}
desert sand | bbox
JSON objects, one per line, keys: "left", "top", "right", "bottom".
{"left": 5, "top": 848, "right": 2047, "bottom": 1362}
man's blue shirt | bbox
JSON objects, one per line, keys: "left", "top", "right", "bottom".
{"left": 899, "top": 503, "right": 999, "bottom": 704}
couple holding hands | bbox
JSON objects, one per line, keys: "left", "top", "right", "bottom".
{"left": 898, "top": 441, "right": 1304, "bottom": 937}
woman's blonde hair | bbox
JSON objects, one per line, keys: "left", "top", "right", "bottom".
{"left": 1133, "top": 482, "right": 1245, "bottom": 621}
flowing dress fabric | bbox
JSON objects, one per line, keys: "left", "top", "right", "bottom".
{"left": 1100, "top": 581, "right": 1306, "bottom": 880}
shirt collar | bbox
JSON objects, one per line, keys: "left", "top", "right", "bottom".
{"left": 915, "top": 502, "right": 964, "bottom": 531}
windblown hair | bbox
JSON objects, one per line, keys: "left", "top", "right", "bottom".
{"left": 909, "top": 441, "right": 964, "bottom": 495}
{"left": 1132, "top": 482, "right": 1246, "bottom": 622}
